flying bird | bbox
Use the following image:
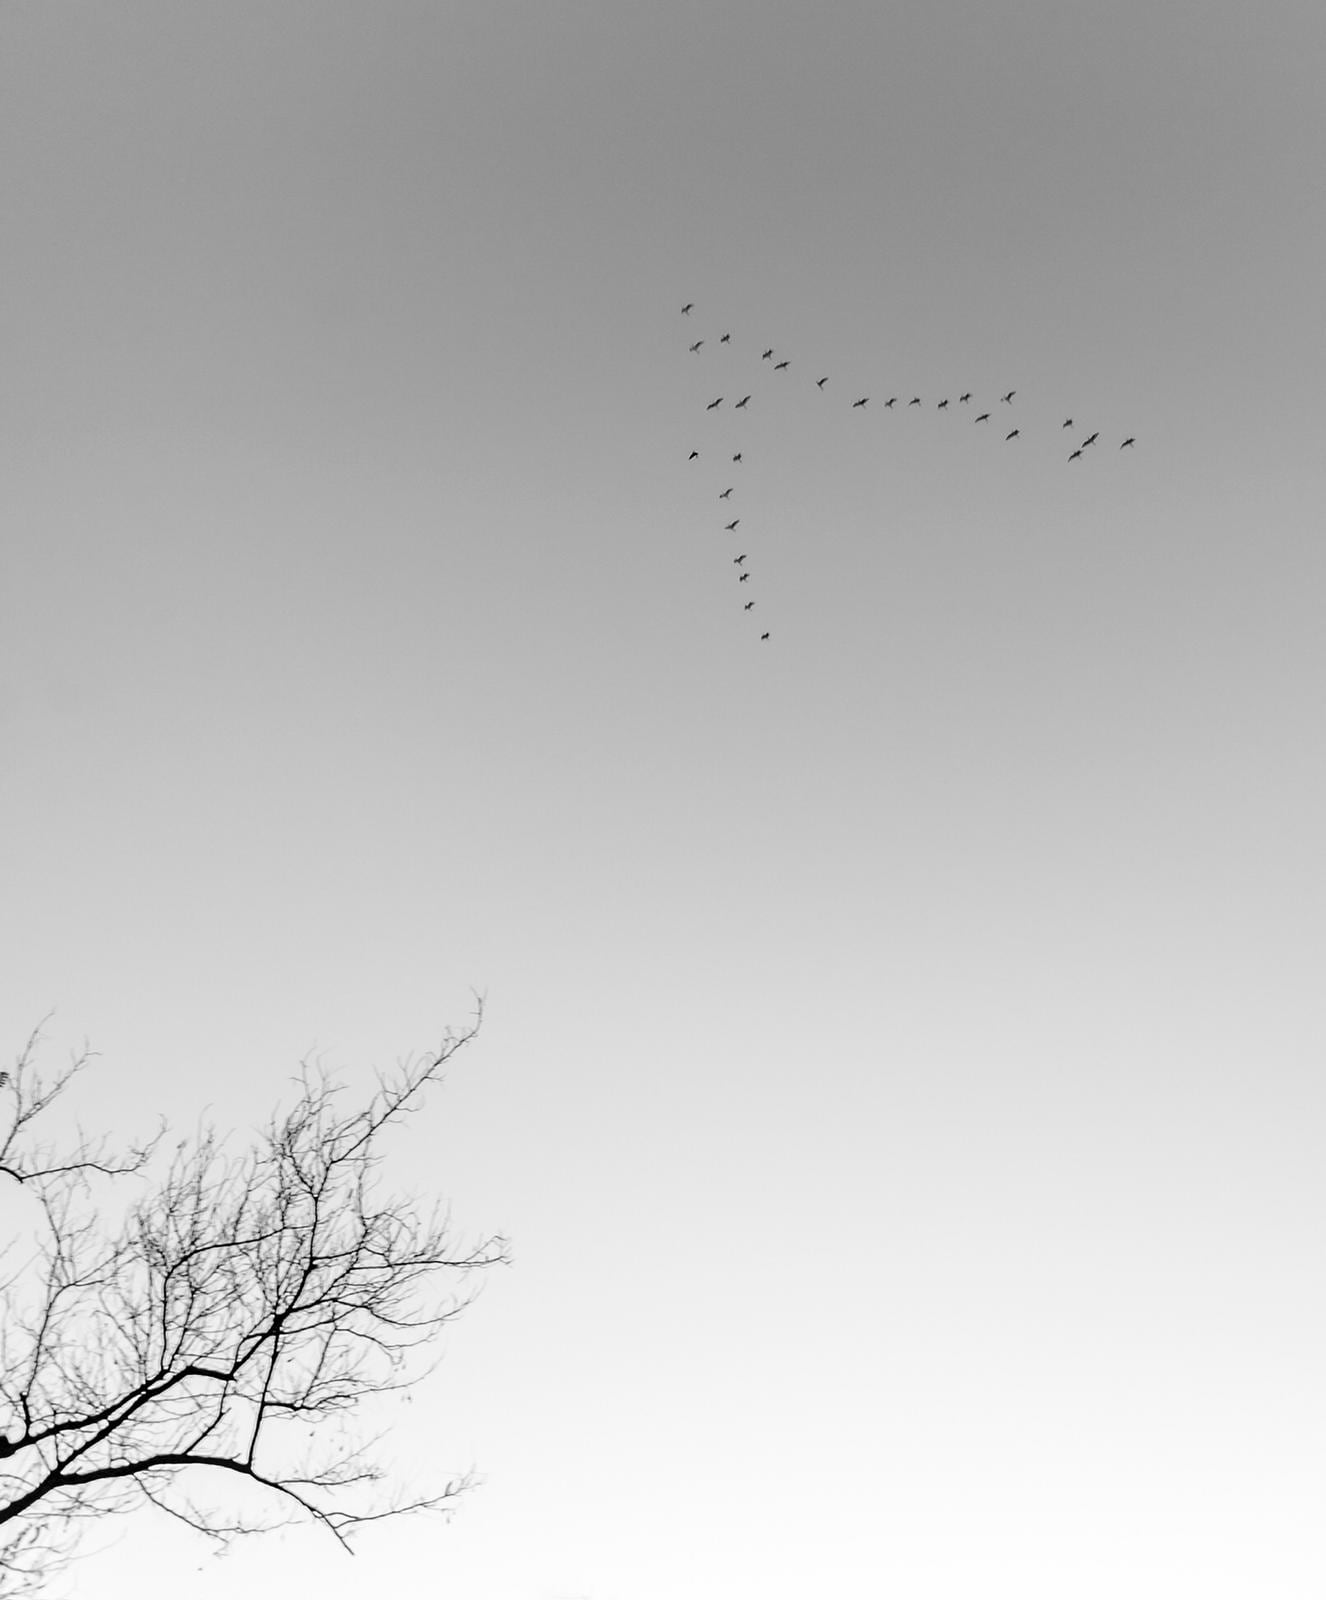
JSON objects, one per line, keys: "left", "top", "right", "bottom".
{"left": 738, "top": 572, "right": 750, "bottom": 582}
{"left": 735, "top": 395, "right": 751, "bottom": 408}
{"left": 706, "top": 397, "right": 723, "bottom": 410}
{"left": 688, "top": 450, "right": 698, "bottom": 460}
{"left": 1068, "top": 449, "right": 1082, "bottom": 461}
{"left": 884, "top": 397, "right": 897, "bottom": 408}
{"left": 681, "top": 303, "right": 693, "bottom": 315}
{"left": 774, "top": 360, "right": 789, "bottom": 370}
{"left": 852, "top": 397, "right": 869, "bottom": 407}
{"left": 959, "top": 393, "right": 972, "bottom": 403}
{"left": 1082, "top": 432, "right": 1099, "bottom": 447}
{"left": 734, "top": 554, "right": 747, "bottom": 565}
{"left": 1120, "top": 437, "right": 1135, "bottom": 448}
{"left": 732, "top": 452, "right": 742, "bottom": 462}
{"left": 762, "top": 348, "right": 774, "bottom": 360}
{"left": 720, "top": 332, "right": 731, "bottom": 342}
{"left": 760, "top": 632, "right": 770, "bottom": 640}
{"left": 1001, "top": 391, "right": 1015, "bottom": 403}
{"left": 937, "top": 398, "right": 949, "bottom": 409}
{"left": 689, "top": 341, "right": 704, "bottom": 353}
{"left": 816, "top": 377, "right": 828, "bottom": 388}
{"left": 975, "top": 413, "right": 990, "bottom": 422}
{"left": 908, "top": 397, "right": 921, "bottom": 406}
{"left": 744, "top": 601, "right": 754, "bottom": 610}
{"left": 1062, "top": 418, "right": 1074, "bottom": 428}
{"left": 1006, "top": 429, "right": 1020, "bottom": 440}
{"left": 719, "top": 487, "right": 733, "bottom": 499}
{"left": 725, "top": 519, "right": 740, "bottom": 531}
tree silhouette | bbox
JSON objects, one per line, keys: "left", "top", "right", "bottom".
{"left": 0, "top": 1007, "right": 507, "bottom": 1594}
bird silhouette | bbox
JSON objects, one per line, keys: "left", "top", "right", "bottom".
{"left": 734, "top": 554, "right": 747, "bottom": 565}
{"left": 1082, "top": 432, "right": 1099, "bottom": 447}
{"left": 706, "top": 397, "right": 723, "bottom": 410}
{"left": 774, "top": 360, "right": 789, "bottom": 371}
{"left": 1068, "top": 449, "right": 1082, "bottom": 461}
{"left": 735, "top": 395, "right": 751, "bottom": 409}
{"left": 720, "top": 332, "right": 731, "bottom": 342}
{"left": 689, "top": 340, "right": 704, "bottom": 353}
{"left": 762, "top": 348, "right": 774, "bottom": 360}
{"left": 852, "top": 397, "right": 869, "bottom": 407}
{"left": 738, "top": 572, "right": 750, "bottom": 582}
{"left": 681, "top": 303, "right": 693, "bottom": 315}
{"left": 725, "top": 519, "right": 740, "bottom": 531}
{"left": 1062, "top": 418, "right": 1073, "bottom": 428}
{"left": 1120, "top": 437, "right": 1135, "bottom": 448}
{"left": 975, "top": 413, "right": 990, "bottom": 422}
{"left": 1001, "top": 390, "right": 1015, "bottom": 403}
{"left": 937, "top": 398, "right": 949, "bottom": 409}
{"left": 908, "top": 397, "right": 921, "bottom": 406}
{"left": 719, "top": 488, "right": 733, "bottom": 499}
{"left": 816, "top": 377, "right": 828, "bottom": 388}
{"left": 760, "top": 632, "right": 770, "bottom": 640}
{"left": 744, "top": 601, "right": 755, "bottom": 610}
{"left": 884, "top": 397, "right": 897, "bottom": 408}
{"left": 1005, "top": 429, "right": 1020, "bottom": 440}
{"left": 688, "top": 450, "right": 699, "bottom": 460}
{"left": 732, "top": 452, "right": 742, "bottom": 462}
{"left": 959, "top": 393, "right": 972, "bottom": 403}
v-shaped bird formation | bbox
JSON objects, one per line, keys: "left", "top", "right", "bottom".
{"left": 679, "top": 300, "right": 1138, "bottom": 644}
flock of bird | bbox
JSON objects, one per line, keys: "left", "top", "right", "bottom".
{"left": 679, "top": 301, "right": 1137, "bottom": 643}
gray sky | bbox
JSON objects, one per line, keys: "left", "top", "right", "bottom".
{"left": 3, "top": 2, "right": 1326, "bottom": 1595}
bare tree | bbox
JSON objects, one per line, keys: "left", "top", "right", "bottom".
{"left": 0, "top": 1006, "right": 508, "bottom": 1594}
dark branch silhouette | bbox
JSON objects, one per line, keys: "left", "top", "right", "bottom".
{"left": 0, "top": 1009, "right": 507, "bottom": 1592}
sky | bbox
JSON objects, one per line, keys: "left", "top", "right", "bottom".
{"left": 2, "top": 1, "right": 1326, "bottom": 1595}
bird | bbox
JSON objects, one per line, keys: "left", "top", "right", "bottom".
{"left": 1120, "top": 437, "right": 1135, "bottom": 448}
{"left": 1001, "top": 390, "right": 1015, "bottom": 403}
{"left": 681, "top": 303, "right": 693, "bottom": 315}
{"left": 975, "top": 412, "right": 990, "bottom": 422}
{"left": 732, "top": 452, "right": 743, "bottom": 462}
{"left": 735, "top": 395, "right": 751, "bottom": 409}
{"left": 1006, "top": 429, "right": 1020, "bottom": 440}
{"left": 1082, "top": 432, "right": 1099, "bottom": 447}
{"left": 744, "top": 601, "right": 755, "bottom": 610}
{"left": 738, "top": 572, "right": 750, "bottom": 582}
{"left": 720, "top": 332, "right": 731, "bottom": 342}
{"left": 719, "top": 487, "right": 733, "bottom": 499}
{"left": 937, "top": 398, "right": 949, "bottom": 409}
{"left": 774, "top": 360, "right": 789, "bottom": 370}
{"left": 706, "top": 397, "right": 723, "bottom": 410}
{"left": 908, "top": 397, "right": 921, "bottom": 406}
{"left": 1062, "top": 418, "right": 1073, "bottom": 428}
{"left": 734, "top": 554, "right": 747, "bottom": 565}
{"left": 852, "top": 397, "right": 869, "bottom": 407}
{"left": 762, "top": 348, "right": 774, "bottom": 360}
{"left": 688, "top": 450, "right": 699, "bottom": 460}
{"left": 689, "top": 340, "right": 704, "bottom": 353}
{"left": 959, "top": 393, "right": 972, "bottom": 403}
{"left": 816, "top": 376, "right": 828, "bottom": 388}
{"left": 1068, "top": 449, "right": 1082, "bottom": 461}
{"left": 884, "top": 397, "right": 897, "bottom": 408}
{"left": 725, "top": 519, "right": 740, "bottom": 531}
{"left": 760, "top": 632, "right": 770, "bottom": 640}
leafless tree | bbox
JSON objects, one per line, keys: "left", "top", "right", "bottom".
{"left": 0, "top": 1005, "right": 508, "bottom": 1594}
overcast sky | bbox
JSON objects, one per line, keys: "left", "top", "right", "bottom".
{"left": 3, "top": 2, "right": 1326, "bottom": 1596}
